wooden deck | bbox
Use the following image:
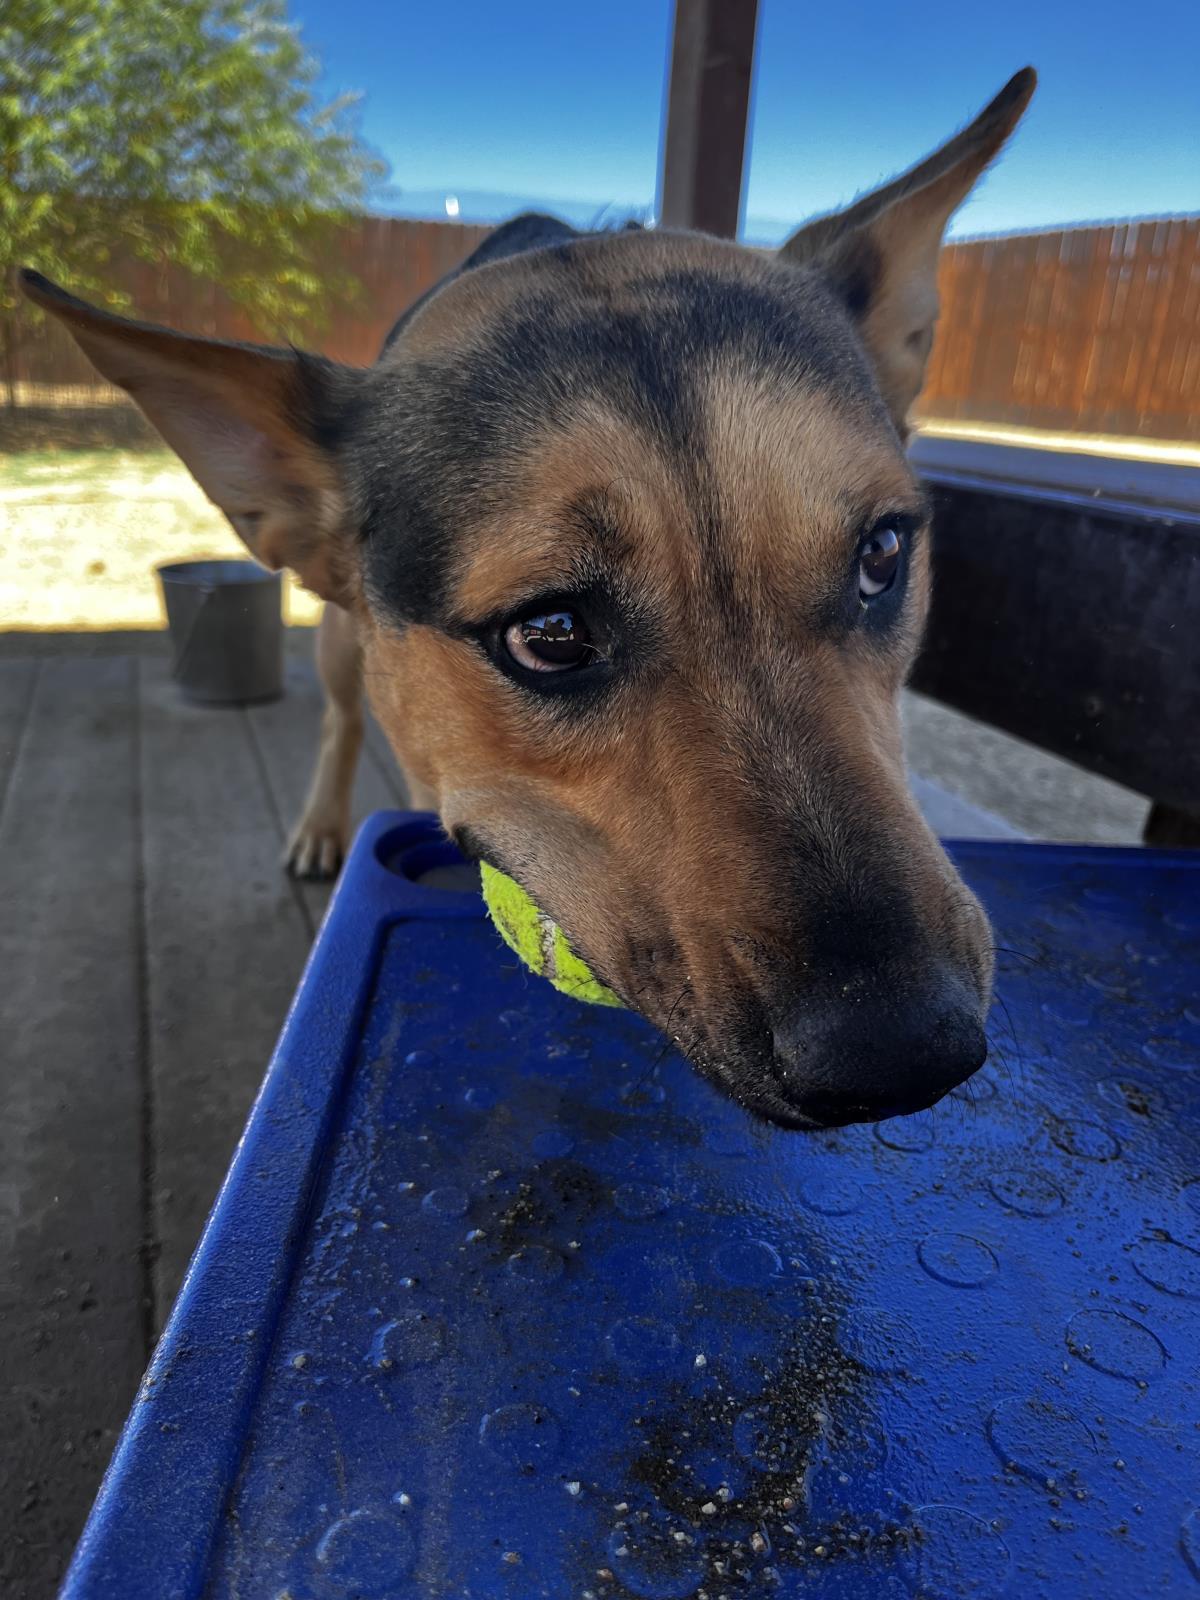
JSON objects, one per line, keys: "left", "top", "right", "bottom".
{"left": 0, "top": 631, "right": 407, "bottom": 1599}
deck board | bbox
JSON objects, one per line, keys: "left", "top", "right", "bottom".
{"left": 137, "top": 659, "right": 314, "bottom": 1321}
{"left": 0, "top": 658, "right": 38, "bottom": 805}
{"left": 0, "top": 659, "right": 146, "bottom": 1600}
{"left": 1, "top": 645, "right": 411, "bottom": 1595}
{"left": 0, "top": 635, "right": 423, "bottom": 1593}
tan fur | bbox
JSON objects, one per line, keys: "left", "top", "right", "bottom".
{"left": 356, "top": 349, "right": 983, "bottom": 1067}
{"left": 286, "top": 601, "right": 367, "bottom": 876}
{"left": 451, "top": 399, "right": 682, "bottom": 619}
{"left": 21, "top": 71, "right": 1035, "bottom": 1120}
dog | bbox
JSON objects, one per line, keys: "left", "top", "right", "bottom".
{"left": 22, "top": 69, "right": 1035, "bottom": 1130}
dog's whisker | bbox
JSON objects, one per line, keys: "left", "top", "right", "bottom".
{"left": 988, "top": 1026, "right": 1025, "bottom": 1112}
{"left": 648, "top": 984, "right": 693, "bottom": 1073}
{"left": 992, "top": 991, "right": 1029, "bottom": 1092}
{"left": 990, "top": 943, "right": 1045, "bottom": 968}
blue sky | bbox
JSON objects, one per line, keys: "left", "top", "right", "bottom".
{"left": 295, "top": 0, "right": 1199, "bottom": 240}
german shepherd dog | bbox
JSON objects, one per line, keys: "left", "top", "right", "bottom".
{"left": 23, "top": 70, "right": 1035, "bottom": 1130}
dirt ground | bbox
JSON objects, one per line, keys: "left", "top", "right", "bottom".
{"left": 1, "top": 448, "right": 321, "bottom": 631}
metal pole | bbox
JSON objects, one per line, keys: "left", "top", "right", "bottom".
{"left": 658, "top": 0, "right": 760, "bottom": 238}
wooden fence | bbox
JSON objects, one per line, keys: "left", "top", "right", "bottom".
{"left": 8, "top": 213, "right": 1200, "bottom": 442}
{"left": 921, "top": 216, "right": 1200, "bottom": 441}
{"left": 6, "top": 215, "right": 494, "bottom": 401}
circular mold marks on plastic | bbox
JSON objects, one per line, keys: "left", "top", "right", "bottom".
{"left": 421, "top": 1185, "right": 469, "bottom": 1218}
{"left": 917, "top": 1233, "right": 999, "bottom": 1289}
{"left": 478, "top": 1401, "right": 562, "bottom": 1471}
{"left": 733, "top": 1402, "right": 816, "bottom": 1474}
{"left": 606, "top": 1317, "right": 689, "bottom": 1378}
{"left": 987, "top": 1170, "right": 1065, "bottom": 1217}
{"left": 506, "top": 1243, "right": 567, "bottom": 1284}
{"left": 1097, "top": 1075, "right": 1171, "bottom": 1121}
{"left": 313, "top": 1507, "right": 417, "bottom": 1595}
{"left": 951, "top": 1069, "right": 998, "bottom": 1104}
{"left": 796, "top": 1171, "right": 865, "bottom": 1217}
{"left": 1129, "top": 1235, "right": 1200, "bottom": 1299}
{"left": 531, "top": 1127, "right": 575, "bottom": 1159}
{"left": 1046, "top": 1115, "right": 1121, "bottom": 1162}
{"left": 901, "top": 1505, "right": 1011, "bottom": 1599}
{"left": 1041, "top": 996, "right": 1093, "bottom": 1029}
{"left": 1065, "top": 1309, "right": 1167, "bottom": 1382}
{"left": 1141, "top": 1034, "right": 1197, "bottom": 1072}
{"left": 711, "top": 1238, "right": 783, "bottom": 1288}
{"left": 606, "top": 1503, "right": 708, "bottom": 1599}
{"left": 1181, "top": 1507, "right": 1200, "bottom": 1582}
{"left": 838, "top": 1309, "right": 920, "bottom": 1378}
{"left": 614, "top": 1181, "right": 671, "bottom": 1219}
{"left": 1182, "top": 1178, "right": 1200, "bottom": 1227}
{"left": 874, "top": 1109, "right": 936, "bottom": 1153}
{"left": 367, "top": 1310, "right": 447, "bottom": 1373}
{"left": 987, "top": 1394, "right": 1098, "bottom": 1485}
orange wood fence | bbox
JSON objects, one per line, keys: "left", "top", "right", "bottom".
{"left": 921, "top": 216, "right": 1199, "bottom": 441}
{"left": 10, "top": 213, "right": 1200, "bottom": 442}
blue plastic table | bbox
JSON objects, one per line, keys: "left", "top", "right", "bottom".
{"left": 63, "top": 814, "right": 1200, "bottom": 1599}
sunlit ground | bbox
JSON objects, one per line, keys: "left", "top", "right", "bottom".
{"left": 0, "top": 449, "right": 321, "bottom": 631}
{"left": 2, "top": 425, "right": 1196, "bottom": 631}
{"left": 919, "top": 417, "right": 1200, "bottom": 468}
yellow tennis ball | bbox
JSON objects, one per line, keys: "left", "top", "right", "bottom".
{"left": 480, "top": 861, "right": 622, "bottom": 1007}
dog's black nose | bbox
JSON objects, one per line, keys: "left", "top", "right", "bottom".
{"left": 771, "top": 967, "right": 987, "bottom": 1127}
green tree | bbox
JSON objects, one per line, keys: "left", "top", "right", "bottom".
{"left": 0, "top": 0, "right": 385, "bottom": 404}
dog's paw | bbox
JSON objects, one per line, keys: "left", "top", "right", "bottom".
{"left": 284, "top": 817, "right": 347, "bottom": 881}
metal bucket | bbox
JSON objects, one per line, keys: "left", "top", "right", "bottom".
{"left": 157, "top": 559, "right": 284, "bottom": 705}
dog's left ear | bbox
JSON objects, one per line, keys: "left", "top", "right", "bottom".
{"left": 780, "top": 68, "right": 1036, "bottom": 430}
{"left": 18, "top": 270, "right": 363, "bottom": 604}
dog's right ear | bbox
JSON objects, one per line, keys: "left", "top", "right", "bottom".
{"left": 779, "top": 69, "right": 1035, "bottom": 432}
{"left": 19, "top": 270, "right": 363, "bottom": 604}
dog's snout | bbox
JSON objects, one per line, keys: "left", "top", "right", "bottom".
{"left": 770, "top": 966, "right": 987, "bottom": 1128}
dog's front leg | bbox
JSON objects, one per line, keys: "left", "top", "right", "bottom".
{"left": 286, "top": 601, "right": 364, "bottom": 879}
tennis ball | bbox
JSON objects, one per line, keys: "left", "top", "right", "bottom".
{"left": 481, "top": 861, "right": 623, "bottom": 1007}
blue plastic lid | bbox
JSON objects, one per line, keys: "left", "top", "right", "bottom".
{"left": 63, "top": 815, "right": 1200, "bottom": 1599}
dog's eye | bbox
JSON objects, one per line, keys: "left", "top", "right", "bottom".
{"left": 858, "top": 527, "right": 902, "bottom": 599}
{"left": 504, "top": 610, "right": 595, "bottom": 672}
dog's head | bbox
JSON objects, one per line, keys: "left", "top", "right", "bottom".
{"left": 24, "top": 71, "right": 1034, "bottom": 1128}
